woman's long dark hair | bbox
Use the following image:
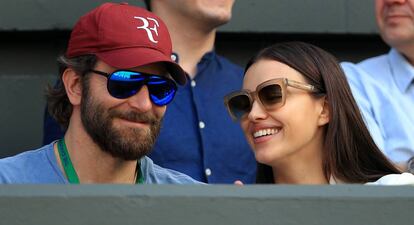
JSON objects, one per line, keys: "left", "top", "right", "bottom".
{"left": 248, "top": 42, "right": 400, "bottom": 184}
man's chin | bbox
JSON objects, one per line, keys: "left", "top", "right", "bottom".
{"left": 109, "top": 133, "right": 156, "bottom": 160}
{"left": 106, "top": 143, "right": 152, "bottom": 161}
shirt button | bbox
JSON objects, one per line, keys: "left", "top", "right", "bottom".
{"left": 191, "top": 80, "right": 196, "bottom": 87}
{"left": 199, "top": 121, "right": 205, "bottom": 129}
{"left": 170, "top": 53, "right": 178, "bottom": 62}
{"left": 205, "top": 168, "right": 212, "bottom": 176}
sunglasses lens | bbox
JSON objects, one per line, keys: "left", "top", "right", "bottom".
{"left": 228, "top": 94, "right": 251, "bottom": 120}
{"left": 107, "top": 71, "right": 177, "bottom": 105}
{"left": 108, "top": 71, "right": 145, "bottom": 99}
{"left": 147, "top": 76, "right": 177, "bottom": 106}
{"left": 258, "top": 84, "right": 283, "bottom": 108}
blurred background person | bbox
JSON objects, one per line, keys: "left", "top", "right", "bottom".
{"left": 145, "top": 0, "right": 256, "bottom": 183}
{"left": 341, "top": 0, "right": 414, "bottom": 172}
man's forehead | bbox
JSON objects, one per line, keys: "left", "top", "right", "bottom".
{"left": 129, "top": 62, "right": 169, "bottom": 75}
{"left": 128, "top": 62, "right": 173, "bottom": 80}
{"left": 96, "top": 60, "right": 170, "bottom": 76}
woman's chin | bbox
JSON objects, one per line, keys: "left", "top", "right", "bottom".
{"left": 255, "top": 152, "right": 276, "bottom": 166}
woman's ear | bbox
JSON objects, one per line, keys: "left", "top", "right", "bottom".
{"left": 62, "top": 68, "right": 82, "bottom": 106}
{"left": 317, "top": 97, "right": 330, "bottom": 126}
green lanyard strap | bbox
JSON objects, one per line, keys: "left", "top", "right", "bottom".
{"left": 57, "top": 139, "right": 80, "bottom": 183}
{"left": 57, "top": 139, "right": 144, "bottom": 184}
{"left": 136, "top": 167, "right": 144, "bottom": 184}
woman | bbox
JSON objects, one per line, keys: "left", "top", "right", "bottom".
{"left": 224, "top": 42, "right": 413, "bottom": 184}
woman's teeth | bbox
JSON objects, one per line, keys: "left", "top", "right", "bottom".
{"left": 253, "top": 128, "right": 279, "bottom": 138}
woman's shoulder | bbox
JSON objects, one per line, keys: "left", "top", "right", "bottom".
{"left": 366, "top": 173, "right": 414, "bottom": 185}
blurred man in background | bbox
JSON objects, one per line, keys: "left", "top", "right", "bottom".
{"left": 341, "top": 0, "right": 414, "bottom": 172}
{"left": 144, "top": 0, "right": 256, "bottom": 183}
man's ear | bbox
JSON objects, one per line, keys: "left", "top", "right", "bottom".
{"left": 62, "top": 68, "right": 82, "bottom": 106}
{"left": 317, "top": 97, "right": 330, "bottom": 126}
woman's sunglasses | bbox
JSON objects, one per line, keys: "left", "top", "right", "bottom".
{"left": 90, "top": 69, "right": 177, "bottom": 106}
{"left": 224, "top": 78, "right": 321, "bottom": 121}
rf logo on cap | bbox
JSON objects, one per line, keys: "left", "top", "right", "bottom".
{"left": 134, "top": 16, "right": 159, "bottom": 44}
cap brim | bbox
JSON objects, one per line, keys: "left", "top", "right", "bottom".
{"left": 96, "top": 48, "right": 187, "bottom": 85}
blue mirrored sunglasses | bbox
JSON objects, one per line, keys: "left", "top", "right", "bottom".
{"left": 89, "top": 69, "right": 177, "bottom": 106}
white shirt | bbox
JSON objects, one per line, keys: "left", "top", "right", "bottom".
{"left": 330, "top": 173, "right": 414, "bottom": 185}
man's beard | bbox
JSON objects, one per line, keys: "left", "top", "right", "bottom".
{"left": 80, "top": 85, "right": 162, "bottom": 161}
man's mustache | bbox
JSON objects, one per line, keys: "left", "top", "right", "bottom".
{"left": 109, "top": 110, "right": 159, "bottom": 125}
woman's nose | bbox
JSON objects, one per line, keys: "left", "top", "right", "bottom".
{"left": 247, "top": 100, "right": 268, "bottom": 121}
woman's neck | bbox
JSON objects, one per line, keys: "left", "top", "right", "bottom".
{"left": 271, "top": 132, "right": 328, "bottom": 184}
{"left": 272, "top": 161, "right": 328, "bottom": 184}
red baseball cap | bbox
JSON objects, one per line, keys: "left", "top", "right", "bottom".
{"left": 66, "top": 2, "right": 186, "bottom": 85}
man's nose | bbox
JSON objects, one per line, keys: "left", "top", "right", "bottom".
{"left": 126, "top": 85, "right": 153, "bottom": 112}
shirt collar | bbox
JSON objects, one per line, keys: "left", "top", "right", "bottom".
{"left": 200, "top": 50, "right": 216, "bottom": 62}
{"left": 171, "top": 51, "right": 216, "bottom": 65}
{"left": 388, "top": 48, "right": 414, "bottom": 93}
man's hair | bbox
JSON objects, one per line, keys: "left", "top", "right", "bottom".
{"left": 46, "top": 55, "right": 97, "bottom": 129}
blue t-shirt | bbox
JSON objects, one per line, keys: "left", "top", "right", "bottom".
{"left": 0, "top": 142, "right": 201, "bottom": 184}
{"left": 42, "top": 51, "right": 257, "bottom": 184}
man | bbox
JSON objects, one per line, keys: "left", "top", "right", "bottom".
{"left": 144, "top": 0, "right": 256, "bottom": 183}
{"left": 43, "top": 0, "right": 256, "bottom": 183}
{"left": 341, "top": 0, "right": 414, "bottom": 171}
{"left": 0, "top": 3, "right": 200, "bottom": 184}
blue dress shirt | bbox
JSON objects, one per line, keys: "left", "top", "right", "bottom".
{"left": 341, "top": 48, "right": 414, "bottom": 164}
{"left": 149, "top": 51, "right": 256, "bottom": 184}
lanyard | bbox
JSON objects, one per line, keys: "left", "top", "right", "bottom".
{"left": 57, "top": 139, "right": 144, "bottom": 184}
